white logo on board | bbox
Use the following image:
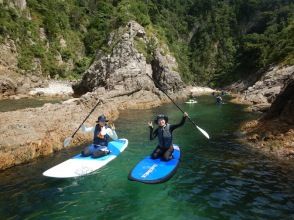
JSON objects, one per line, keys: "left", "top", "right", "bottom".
{"left": 141, "top": 164, "right": 158, "bottom": 178}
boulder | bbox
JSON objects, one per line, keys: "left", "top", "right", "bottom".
{"left": 73, "top": 21, "right": 184, "bottom": 96}
{"left": 263, "top": 78, "right": 294, "bottom": 124}
{"left": 0, "top": 77, "right": 17, "bottom": 97}
{"left": 228, "top": 65, "right": 293, "bottom": 106}
{"left": 0, "top": 39, "right": 18, "bottom": 68}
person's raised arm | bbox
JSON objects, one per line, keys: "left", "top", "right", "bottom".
{"left": 81, "top": 124, "right": 95, "bottom": 133}
{"left": 148, "top": 121, "right": 158, "bottom": 140}
{"left": 106, "top": 123, "right": 118, "bottom": 140}
{"left": 170, "top": 112, "right": 188, "bottom": 132}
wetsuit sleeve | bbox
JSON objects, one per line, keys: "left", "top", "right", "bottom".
{"left": 149, "top": 127, "right": 158, "bottom": 140}
{"left": 170, "top": 116, "right": 187, "bottom": 132}
{"left": 106, "top": 128, "right": 118, "bottom": 140}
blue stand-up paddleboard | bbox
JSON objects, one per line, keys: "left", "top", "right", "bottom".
{"left": 43, "top": 139, "right": 128, "bottom": 178}
{"left": 128, "top": 145, "right": 181, "bottom": 184}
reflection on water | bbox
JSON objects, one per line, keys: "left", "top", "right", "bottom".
{"left": 0, "top": 96, "right": 293, "bottom": 219}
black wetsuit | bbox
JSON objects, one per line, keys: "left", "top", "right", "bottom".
{"left": 216, "top": 96, "right": 223, "bottom": 104}
{"left": 149, "top": 116, "right": 187, "bottom": 161}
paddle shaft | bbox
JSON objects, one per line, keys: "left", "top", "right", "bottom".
{"left": 146, "top": 74, "right": 197, "bottom": 126}
{"left": 70, "top": 99, "right": 102, "bottom": 138}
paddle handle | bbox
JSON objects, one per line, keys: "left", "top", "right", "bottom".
{"left": 146, "top": 74, "right": 189, "bottom": 116}
{"left": 146, "top": 74, "right": 209, "bottom": 138}
{"left": 71, "top": 99, "right": 102, "bottom": 138}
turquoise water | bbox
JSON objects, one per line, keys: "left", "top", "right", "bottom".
{"left": 0, "top": 96, "right": 293, "bottom": 219}
{"left": 0, "top": 97, "right": 65, "bottom": 112}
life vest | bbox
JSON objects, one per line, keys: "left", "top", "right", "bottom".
{"left": 157, "top": 124, "right": 172, "bottom": 148}
{"left": 93, "top": 124, "right": 110, "bottom": 146}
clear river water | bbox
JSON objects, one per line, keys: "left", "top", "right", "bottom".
{"left": 0, "top": 96, "right": 293, "bottom": 220}
{"left": 0, "top": 97, "right": 64, "bottom": 112}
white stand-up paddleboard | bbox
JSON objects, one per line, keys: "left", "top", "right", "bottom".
{"left": 185, "top": 99, "right": 198, "bottom": 104}
{"left": 43, "top": 139, "right": 128, "bottom": 178}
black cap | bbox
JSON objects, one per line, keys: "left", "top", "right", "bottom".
{"left": 96, "top": 115, "right": 108, "bottom": 123}
{"left": 154, "top": 114, "right": 168, "bottom": 124}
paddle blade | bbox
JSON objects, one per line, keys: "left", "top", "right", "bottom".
{"left": 64, "top": 137, "right": 72, "bottom": 147}
{"left": 196, "top": 126, "right": 210, "bottom": 139}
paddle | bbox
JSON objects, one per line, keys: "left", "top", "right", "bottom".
{"left": 64, "top": 99, "right": 102, "bottom": 147}
{"left": 146, "top": 74, "right": 210, "bottom": 139}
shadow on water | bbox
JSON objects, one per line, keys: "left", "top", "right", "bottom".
{"left": 0, "top": 95, "right": 293, "bottom": 219}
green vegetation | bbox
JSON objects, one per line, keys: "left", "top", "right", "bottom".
{"left": 0, "top": 0, "right": 293, "bottom": 86}
{"left": 143, "top": 0, "right": 294, "bottom": 86}
{"left": 134, "top": 36, "right": 157, "bottom": 63}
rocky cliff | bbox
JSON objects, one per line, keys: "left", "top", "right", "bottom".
{"left": 0, "top": 38, "right": 48, "bottom": 98}
{"left": 263, "top": 78, "right": 294, "bottom": 124}
{"left": 230, "top": 65, "right": 294, "bottom": 112}
{"left": 0, "top": 21, "right": 189, "bottom": 170}
{"left": 0, "top": 0, "right": 83, "bottom": 99}
{"left": 230, "top": 65, "right": 294, "bottom": 159}
{"left": 73, "top": 21, "right": 183, "bottom": 96}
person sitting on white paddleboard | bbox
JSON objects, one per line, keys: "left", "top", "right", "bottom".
{"left": 148, "top": 112, "right": 188, "bottom": 161}
{"left": 81, "top": 115, "right": 118, "bottom": 158}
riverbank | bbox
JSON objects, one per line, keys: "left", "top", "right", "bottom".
{"left": 0, "top": 83, "right": 215, "bottom": 171}
{"left": 190, "top": 86, "right": 215, "bottom": 96}
{"left": 1, "top": 80, "right": 74, "bottom": 100}
{"left": 0, "top": 85, "right": 194, "bottom": 171}
{"left": 239, "top": 119, "right": 294, "bottom": 160}
{"left": 0, "top": 78, "right": 75, "bottom": 100}
{"left": 28, "top": 80, "right": 74, "bottom": 97}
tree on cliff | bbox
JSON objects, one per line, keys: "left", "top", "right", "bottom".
{"left": 0, "top": 0, "right": 293, "bottom": 85}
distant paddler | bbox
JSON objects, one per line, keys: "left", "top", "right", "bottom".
{"left": 216, "top": 95, "right": 224, "bottom": 104}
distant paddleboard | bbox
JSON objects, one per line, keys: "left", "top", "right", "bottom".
{"left": 43, "top": 139, "right": 128, "bottom": 178}
{"left": 185, "top": 99, "right": 198, "bottom": 104}
{"left": 128, "top": 145, "right": 181, "bottom": 184}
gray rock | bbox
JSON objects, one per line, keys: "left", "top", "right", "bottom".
{"left": 263, "top": 78, "right": 294, "bottom": 124}
{"left": 73, "top": 21, "right": 184, "bottom": 97}
{"left": 0, "top": 77, "right": 17, "bottom": 96}
{"left": 13, "top": 0, "right": 27, "bottom": 10}
{"left": 245, "top": 93, "right": 268, "bottom": 104}
{"left": 0, "top": 39, "right": 18, "bottom": 68}
{"left": 235, "top": 66, "right": 294, "bottom": 107}
{"left": 30, "top": 75, "right": 40, "bottom": 83}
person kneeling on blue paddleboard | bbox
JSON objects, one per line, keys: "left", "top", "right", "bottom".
{"left": 80, "top": 115, "right": 118, "bottom": 158}
{"left": 148, "top": 112, "right": 188, "bottom": 161}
